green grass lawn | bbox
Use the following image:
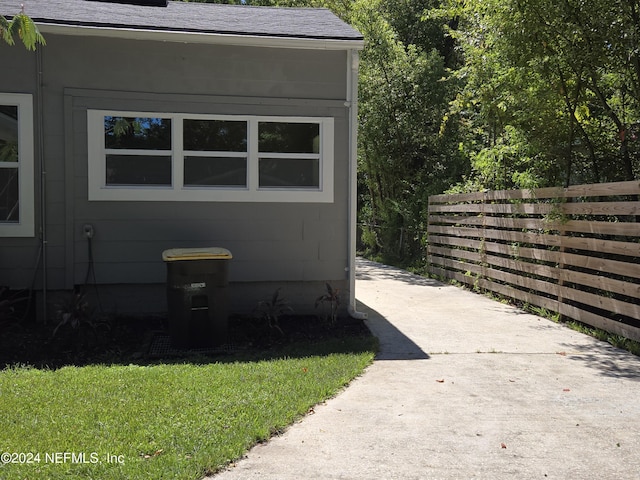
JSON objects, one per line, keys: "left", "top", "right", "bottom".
{"left": 0, "top": 337, "right": 376, "bottom": 480}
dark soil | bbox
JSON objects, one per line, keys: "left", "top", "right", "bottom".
{"left": 0, "top": 313, "right": 372, "bottom": 369}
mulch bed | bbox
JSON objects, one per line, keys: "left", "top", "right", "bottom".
{"left": 0, "top": 313, "right": 371, "bottom": 369}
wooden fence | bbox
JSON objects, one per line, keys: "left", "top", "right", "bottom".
{"left": 427, "top": 180, "right": 640, "bottom": 342}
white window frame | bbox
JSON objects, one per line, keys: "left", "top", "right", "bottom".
{"left": 87, "top": 110, "right": 334, "bottom": 203}
{"left": 0, "top": 93, "right": 35, "bottom": 238}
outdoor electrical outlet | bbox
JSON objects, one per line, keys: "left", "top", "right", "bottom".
{"left": 83, "top": 224, "right": 94, "bottom": 239}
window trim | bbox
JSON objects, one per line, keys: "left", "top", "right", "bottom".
{"left": 87, "top": 110, "right": 334, "bottom": 203}
{"left": 0, "top": 93, "right": 35, "bottom": 238}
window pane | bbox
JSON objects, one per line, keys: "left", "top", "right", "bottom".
{"left": 104, "top": 116, "right": 171, "bottom": 150}
{"left": 0, "top": 105, "right": 19, "bottom": 163}
{"left": 259, "top": 158, "right": 319, "bottom": 188}
{"left": 259, "top": 123, "right": 319, "bottom": 154}
{"left": 0, "top": 168, "right": 19, "bottom": 222}
{"left": 106, "top": 155, "right": 171, "bottom": 186}
{"left": 184, "top": 156, "right": 247, "bottom": 187}
{"left": 183, "top": 120, "right": 247, "bottom": 152}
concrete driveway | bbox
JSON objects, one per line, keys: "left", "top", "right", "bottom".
{"left": 213, "top": 257, "right": 640, "bottom": 479}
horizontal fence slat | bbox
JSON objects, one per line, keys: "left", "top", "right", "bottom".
{"left": 429, "top": 225, "right": 563, "bottom": 247}
{"left": 428, "top": 245, "right": 483, "bottom": 265}
{"left": 557, "top": 251, "right": 640, "bottom": 280}
{"left": 552, "top": 219, "right": 640, "bottom": 237}
{"left": 429, "top": 180, "right": 640, "bottom": 203}
{"left": 429, "top": 203, "right": 553, "bottom": 215}
{"left": 429, "top": 224, "right": 640, "bottom": 257}
{"left": 554, "top": 180, "right": 640, "bottom": 198}
{"left": 430, "top": 201, "right": 640, "bottom": 216}
{"left": 428, "top": 255, "right": 483, "bottom": 276}
{"left": 429, "top": 215, "right": 640, "bottom": 237}
{"left": 482, "top": 265, "right": 558, "bottom": 298}
{"left": 428, "top": 215, "right": 547, "bottom": 230}
{"left": 476, "top": 278, "right": 559, "bottom": 313}
{"left": 562, "top": 201, "right": 640, "bottom": 216}
{"left": 559, "top": 284, "right": 640, "bottom": 319}
{"left": 560, "top": 235, "right": 640, "bottom": 257}
{"left": 559, "top": 270, "right": 640, "bottom": 299}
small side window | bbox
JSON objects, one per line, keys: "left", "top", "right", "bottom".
{"left": 258, "top": 122, "right": 321, "bottom": 189}
{"left": 0, "top": 93, "right": 34, "bottom": 237}
{"left": 104, "top": 116, "right": 172, "bottom": 186}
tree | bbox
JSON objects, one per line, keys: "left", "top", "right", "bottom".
{"left": 444, "top": 0, "right": 640, "bottom": 189}
{"left": 1, "top": 7, "right": 45, "bottom": 50}
{"left": 354, "top": 0, "right": 466, "bottom": 261}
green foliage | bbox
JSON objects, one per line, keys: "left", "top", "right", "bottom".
{"left": 563, "top": 320, "right": 640, "bottom": 357}
{"left": 315, "top": 282, "right": 341, "bottom": 325}
{"left": 254, "top": 288, "right": 293, "bottom": 335}
{"left": 52, "top": 291, "right": 110, "bottom": 349}
{"left": 0, "top": 287, "right": 27, "bottom": 323}
{"left": 1, "top": 11, "right": 46, "bottom": 50}
{"left": 354, "top": 0, "right": 468, "bottom": 263}
{"left": 443, "top": 0, "right": 640, "bottom": 189}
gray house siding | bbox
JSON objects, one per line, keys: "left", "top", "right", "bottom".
{"left": 0, "top": 46, "right": 42, "bottom": 289}
{"left": 2, "top": 31, "right": 353, "bottom": 315}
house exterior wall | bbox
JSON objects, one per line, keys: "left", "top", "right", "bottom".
{"left": 1, "top": 33, "right": 352, "bottom": 315}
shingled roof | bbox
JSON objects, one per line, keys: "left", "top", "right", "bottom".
{"left": 0, "top": 0, "right": 363, "bottom": 47}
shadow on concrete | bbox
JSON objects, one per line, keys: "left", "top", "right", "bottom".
{"left": 357, "top": 300, "right": 430, "bottom": 361}
{"left": 356, "top": 258, "right": 441, "bottom": 288}
{"left": 560, "top": 341, "right": 640, "bottom": 381}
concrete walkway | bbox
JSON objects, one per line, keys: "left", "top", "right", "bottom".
{"left": 213, "top": 258, "right": 640, "bottom": 479}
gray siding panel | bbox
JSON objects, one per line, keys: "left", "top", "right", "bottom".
{"left": 46, "top": 35, "right": 346, "bottom": 100}
{"left": 3, "top": 30, "right": 352, "bottom": 315}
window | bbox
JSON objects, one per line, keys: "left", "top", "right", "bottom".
{"left": 258, "top": 122, "right": 320, "bottom": 188}
{"left": 0, "top": 93, "right": 34, "bottom": 237}
{"left": 88, "top": 111, "right": 334, "bottom": 202}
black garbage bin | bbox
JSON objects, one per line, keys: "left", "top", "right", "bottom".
{"left": 162, "top": 247, "right": 232, "bottom": 348}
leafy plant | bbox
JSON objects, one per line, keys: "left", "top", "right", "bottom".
{"left": 315, "top": 283, "right": 341, "bottom": 326}
{"left": 1, "top": 9, "right": 46, "bottom": 50}
{"left": 0, "top": 286, "right": 27, "bottom": 324}
{"left": 255, "top": 288, "right": 293, "bottom": 335}
{"left": 52, "top": 290, "right": 109, "bottom": 344}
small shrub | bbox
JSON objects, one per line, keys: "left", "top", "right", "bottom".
{"left": 315, "top": 283, "right": 341, "bottom": 326}
{"left": 0, "top": 287, "right": 28, "bottom": 323}
{"left": 52, "top": 290, "right": 110, "bottom": 350}
{"left": 254, "top": 288, "right": 293, "bottom": 335}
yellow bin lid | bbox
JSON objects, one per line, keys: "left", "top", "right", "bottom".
{"left": 162, "top": 247, "right": 232, "bottom": 262}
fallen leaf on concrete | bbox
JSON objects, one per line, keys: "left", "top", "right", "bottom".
{"left": 563, "top": 388, "right": 571, "bottom": 392}
{"left": 436, "top": 379, "right": 445, "bottom": 383}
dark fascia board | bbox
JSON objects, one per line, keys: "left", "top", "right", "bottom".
{"left": 87, "top": 0, "right": 168, "bottom": 6}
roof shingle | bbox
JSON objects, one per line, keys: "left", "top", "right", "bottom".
{"left": 0, "top": 0, "right": 363, "bottom": 42}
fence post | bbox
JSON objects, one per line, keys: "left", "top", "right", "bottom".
{"left": 480, "top": 191, "right": 488, "bottom": 289}
{"left": 556, "top": 192, "right": 570, "bottom": 322}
